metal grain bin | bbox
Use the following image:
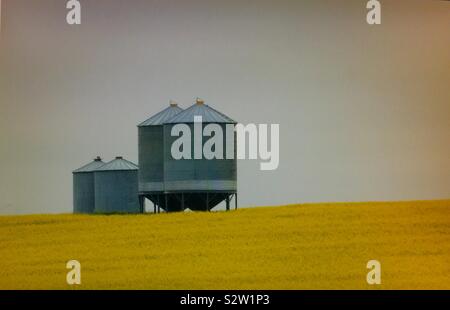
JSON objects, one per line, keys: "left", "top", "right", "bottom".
{"left": 72, "top": 156, "right": 105, "bottom": 214}
{"left": 162, "top": 99, "right": 237, "bottom": 211}
{"left": 94, "top": 157, "right": 140, "bottom": 214}
{"left": 138, "top": 102, "right": 183, "bottom": 194}
{"left": 137, "top": 102, "right": 183, "bottom": 213}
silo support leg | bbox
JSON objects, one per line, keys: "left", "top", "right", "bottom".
{"left": 206, "top": 193, "right": 209, "bottom": 212}
{"left": 235, "top": 193, "right": 238, "bottom": 210}
{"left": 226, "top": 196, "right": 230, "bottom": 211}
{"left": 139, "top": 196, "right": 145, "bottom": 214}
{"left": 157, "top": 195, "right": 161, "bottom": 213}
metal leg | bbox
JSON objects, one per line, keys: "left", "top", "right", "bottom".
{"left": 206, "top": 193, "right": 209, "bottom": 212}
{"left": 139, "top": 196, "right": 145, "bottom": 214}
{"left": 226, "top": 195, "right": 230, "bottom": 211}
{"left": 157, "top": 195, "right": 160, "bottom": 213}
{"left": 165, "top": 194, "right": 168, "bottom": 212}
{"left": 182, "top": 193, "right": 185, "bottom": 211}
{"left": 235, "top": 193, "right": 238, "bottom": 210}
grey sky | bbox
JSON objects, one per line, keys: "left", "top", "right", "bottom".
{"left": 0, "top": 0, "right": 449, "bottom": 214}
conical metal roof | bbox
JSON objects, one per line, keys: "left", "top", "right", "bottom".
{"left": 138, "top": 103, "right": 183, "bottom": 126}
{"left": 95, "top": 157, "right": 138, "bottom": 171}
{"left": 73, "top": 157, "right": 105, "bottom": 173}
{"left": 165, "top": 99, "right": 236, "bottom": 124}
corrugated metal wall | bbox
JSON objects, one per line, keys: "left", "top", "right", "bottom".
{"left": 73, "top": 172, "right": 96, "bottom": 214}
{"left": 163, "top": 123, "right": 237, "bottom": 193}
{"left": 73, "top": 157, "right": 105, "bottom": 214}
{"left": 138, "top": 126, "right": 164, "bottom": 193}
{"left": 94, "top": 170, "right": 140, "bottom": 214}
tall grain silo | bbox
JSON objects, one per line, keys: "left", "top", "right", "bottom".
{"left": 137, "top": 102, "right": 183, "bottom": 213}
{"left": 72, "top": 156, "right": 105, "bottom": 214}
{"left": 163, "top": 98, "right": 237, "bottom": 211}
{"left": 94, "top": 156, "right": 140, "bottom": 214}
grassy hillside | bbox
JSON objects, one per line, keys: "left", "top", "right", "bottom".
{"left": 0, "top": 200, "right": 449, "bottom": 289}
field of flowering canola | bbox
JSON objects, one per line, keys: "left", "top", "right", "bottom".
{"left": 0, "top": 200, "right": 449, "bottom": 289}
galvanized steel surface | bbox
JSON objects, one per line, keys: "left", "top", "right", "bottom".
{"left": 138, "top": 104, "right": 184, "bottom": 194}
{"left": 163, "top": 122, "right": 237, "bottom": 193}
{"left": 138, "top": 126, "right": 165, "bottom": 193}
{"left": 138, "top": 104, "right": 183, "bottom": 127}
{"left": 165, "top": 102, "right": 236, "bottom": 124}
{"left": 96, "top": 157, "right": 138, "bottom": 171}
{"left": 73, "top": 157, "right": 105, "bottom": 214}
{"left": 94, "top": 168, "right": 140, "bottom": 214}
{"left": 72, "top": 157, "right": 105, "bottom": 173}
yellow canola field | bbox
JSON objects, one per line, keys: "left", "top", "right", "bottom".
{"left": 0, "top": 200, "right": 449, "bottom": 289}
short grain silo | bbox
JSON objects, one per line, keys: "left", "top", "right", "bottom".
{"left": 94, "top": 156, "right": 140, "bottom": 214}
{"left": 137, "top": 102, "right": 183, "bottom": 212}
{"left": 72, "top": 156, "right": 105, "bottom": 214}
{"left": 163, "top": 99, "right": 237, "bottom": 211}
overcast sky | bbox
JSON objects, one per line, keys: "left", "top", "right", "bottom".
{"left": 0, "top": 0, "right": 449, "bottom": 214}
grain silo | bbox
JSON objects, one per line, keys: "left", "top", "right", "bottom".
{"left": 137, "top": 102, "right": 183, "bottom": 213}
{"left": 162, "top": 98, "right": 237, "bottom": 211}
{"left": 72, "top": 156, "right": 105, "bottom": 214}
{"left": 94, "top": 156, "right": 140, "bottom": 214}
